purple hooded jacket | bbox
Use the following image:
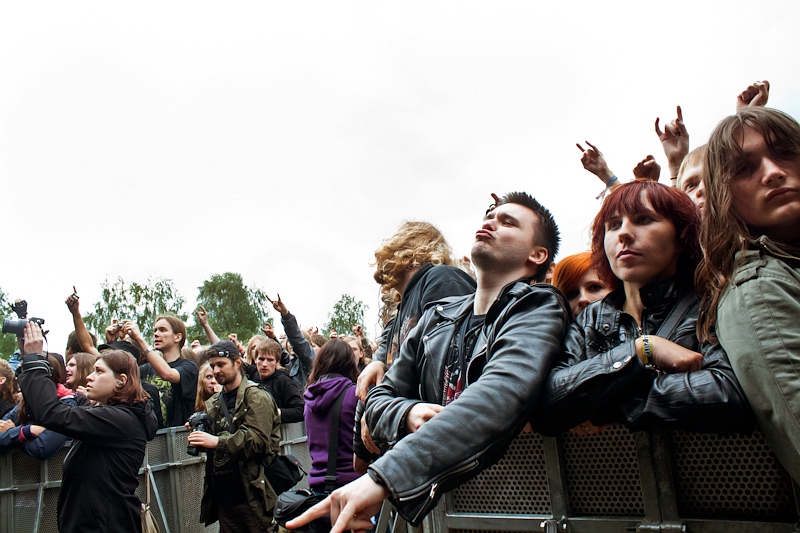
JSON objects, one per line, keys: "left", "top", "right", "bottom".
{"left": 303, "top": 375, "right": 359, "bottom": 491}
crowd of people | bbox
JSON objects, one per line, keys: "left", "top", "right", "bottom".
{"left": 4, "top": 78, "right": 800, "bottom": 533}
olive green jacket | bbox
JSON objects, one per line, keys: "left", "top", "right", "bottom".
{"left": 717, "top": 236, "right": 800, "bottom": 483}
{"left": 200, "top": 379, "right": 281, "bottom": 529}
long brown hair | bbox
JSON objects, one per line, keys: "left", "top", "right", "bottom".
{"left": 308, "top": 339, "right": 359, "bottom": 384}
{"left": 0, "top": 359, "right": 16, "bottom": 406}
{"left": 696, "top": 107, "right": 800, "bottom": 341}
{"left": 101, "top": 350, "right": 151, "bottom": 405}
{"left": 66, "top": 352, "right": 97, "bottom": 391}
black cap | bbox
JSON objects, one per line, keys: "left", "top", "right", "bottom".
{"left": 208, "top": 340, "right": 241, "bottom": 360}
{"left": 98, "top": 340, "right": 141, "bottom": 360}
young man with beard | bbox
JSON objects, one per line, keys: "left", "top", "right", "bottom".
{"left": 288, "top": 192, "right": 570, "bottom": 532}
{"left": 188, "top": 340, "right": 281, "bottom": 533}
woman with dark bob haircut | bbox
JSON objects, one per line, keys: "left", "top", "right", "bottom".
{"left": 304, "top": 339, "right": 360, "bottom": 497}
{"left": 17, "top": 323, "right": 158, "bottom": 533}
{"left": 533, "top": 180, "right": 753, "bottom": 436}
{"left": 697, "top": 107, "right": 800, "bottom": 483}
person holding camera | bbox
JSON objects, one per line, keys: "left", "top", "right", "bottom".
{"left": 16, "top": 322, "right": 158, "bottom": 532}
{"left": 187, "top": 339, "right": 281, "bottom": 533}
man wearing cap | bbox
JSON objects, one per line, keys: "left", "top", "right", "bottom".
{"left": 187, "top": 340, "right": 281, "bottom": 533}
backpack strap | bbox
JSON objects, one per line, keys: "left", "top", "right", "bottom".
{"left": 324, "top": 384, "right": 354, "bottom": 494}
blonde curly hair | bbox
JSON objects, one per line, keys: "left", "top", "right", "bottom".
{"left": 372, "top": 221, "right": 455, "bottom": 294}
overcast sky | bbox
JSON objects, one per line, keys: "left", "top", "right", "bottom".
{"left": 2, "top": 2, "right": 800, "bottom": 352}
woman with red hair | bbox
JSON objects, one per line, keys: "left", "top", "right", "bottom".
{"left": 17, "top": 323, "right": 158, "bottom": 533}
{"left": 551, "top": 251, "right": 612, "bottom": 317}
{"left": 534, "top": 180, "right": 752, "bottom": 436}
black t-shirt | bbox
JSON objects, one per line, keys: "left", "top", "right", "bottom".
{"left": 140, "top": 357, "right": 199, "bottom": 427}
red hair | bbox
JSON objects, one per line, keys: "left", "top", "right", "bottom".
{"left": 551, "top": 252, "right": 592, "bottom": 296}
{"left": 591, "top": 181, "right": 700, "bottom": 289}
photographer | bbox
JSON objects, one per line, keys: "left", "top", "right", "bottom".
{"left": 188, "top": 340, "right": 281, "bottom": 533}
{"left": 16, "top": 322, "right": 158, "bottom": 532}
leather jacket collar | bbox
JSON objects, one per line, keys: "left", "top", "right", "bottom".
{"left": 588, "top": 277, "right": 691, "bottom": 337}
{"left": 435, "top": 278, "right": 537, "bottom": 324}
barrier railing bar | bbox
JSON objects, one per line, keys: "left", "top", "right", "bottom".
{"left": 165, "top": 426, "right": 182, "bottom": 532}
{"left": 650, "top": 427, "right": 681, "bottom": 523}
{"left": 149, "top": 466, "right": 172, "bottom": 533}
{"left": 542, "top": 434, "right": 569, "bottom": 518}
{"left": 634, "top": 430, "right": 663, "bottom": 525}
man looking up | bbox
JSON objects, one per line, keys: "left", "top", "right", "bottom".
{"left": 188, "top": 340, "right": 280, "bottom": 533}
{"left": 288, "top": 192, "right": 570, "bottom": 532}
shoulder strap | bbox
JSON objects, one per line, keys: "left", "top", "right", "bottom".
{"left": 218, "top": 392, "right": 234, "bottom": 431}
{"left": 656, "top": 290, "right": 696, "bottom": 340}
{"left": 324, "top": 384, "right": 354, "bottom": 494}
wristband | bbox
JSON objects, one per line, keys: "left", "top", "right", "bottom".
{"left": 596, "top": 175, "right": 619, "bottom": 200}
{"left": 642, "top": 334, "right": 653, "bottom": 365}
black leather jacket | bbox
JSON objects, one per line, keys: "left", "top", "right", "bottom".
{"left": 364, "top": 281, "right": 569, "bottom": 525}
{"left": 533, "top": 278, "right": 754, "bottom": 435}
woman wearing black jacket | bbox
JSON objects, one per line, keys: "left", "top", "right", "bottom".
{"left": 17, "top": 323, "right": 158, "bottom": 533}
{"left": 534, "top": 181, "right": 753, "bottom": 436}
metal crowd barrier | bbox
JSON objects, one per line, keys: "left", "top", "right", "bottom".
{"left": 4, "top": 421, "right": 799, "bottom": 532}
{"left": 419, "top": 425, "right": 800, "bottom": 533}
{"left": 0, "top": 422, "right": 311, "bottom": 533}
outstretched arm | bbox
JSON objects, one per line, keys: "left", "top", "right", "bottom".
{"left": 65, "top": 287, "right": 101, "bottom": 357}
{"left": 194, "top": 305, "right": 220, "bottom": 344}
{"left": 269, "top": 294, "right": 315, "bottom": 377}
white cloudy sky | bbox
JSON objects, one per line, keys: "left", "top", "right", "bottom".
{"left": 2, "top": 2, "right": 800, "bottom": 351}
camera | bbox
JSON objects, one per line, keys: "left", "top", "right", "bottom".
{"left": 187, "top": 412, "right": 213, "bottom": 456}
{"left": 2, "top": 317, "right": 45, "bottom": 338}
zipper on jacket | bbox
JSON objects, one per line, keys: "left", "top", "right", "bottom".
{"left": 758, "top": 235, "right": 800, "bottom": 262}
{"left": 396, "top": 458, "right": 480, "bottom": 502}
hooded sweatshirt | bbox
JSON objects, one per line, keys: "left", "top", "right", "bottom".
{"left": 18, "top": 354, "right": 159, "bottom": 533}
{"left": 304, "top": 375, "right": 358, "bottom": 491}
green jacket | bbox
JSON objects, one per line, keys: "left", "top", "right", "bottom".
{"left": 200, "top": 379, "right": 281, "bottom": 529}
{"left": 717, "top": 236, "right": 800, "bottom": 483}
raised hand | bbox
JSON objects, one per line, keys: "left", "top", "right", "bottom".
{"left": 736, "top": 80, "right": 770, "bottom": 111}
{"left": 632, "top": 155, "right": 661, "bottom": 182}
{"left": 65, "top": 287, "right": 80, "bottom": 316}
{"left": 266, "top": 293, "right": 289, "bottom": 316}
{"left": 655, "top": 106, "right": 689, "bottom": 175}
{"left": 576, "top": 141, "right": 615, "bottom": 184}
{"left": 260, "top": 322, "right": 276, "bottom": 339}
{"left": 195, "top": 305, "right": 209, "bottom": 326}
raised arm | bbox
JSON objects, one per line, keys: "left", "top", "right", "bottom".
{"left": 194, "top": 305, "right": 220, "bottom": 344}
{"left": 65, "top": 287, "right": 101, "bottom": 357}
{"left": 655, "top": 106, "right": 689, "bottom": 182}
{"left": 17, "top": 323, "right": 139, "bottom": 445}
{"left": 268, "top": 294, "right": 315, "bottom": 375}
{"left": 126, "top": 322, "right": 181, "bottom": 383}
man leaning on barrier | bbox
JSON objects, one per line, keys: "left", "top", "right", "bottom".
{"left": 187, "top": 339, "right": 281, "bottom": 533}
{"left": 288, "top": 192, "right": 570, "bottom": 532}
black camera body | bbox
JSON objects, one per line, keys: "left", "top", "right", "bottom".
{"left": 187, "top": 412, "right": 214, "bottom": 456}
{"left": 2, "top": 317, "right": 45, "bottom": 338}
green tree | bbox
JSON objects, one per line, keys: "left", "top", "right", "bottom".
{"left": 0, "top": 287, "right": 17, "bottom": 360}
{"left": 324, "top": 294, "right": 369, "bottom": 339}
{"left": 186, "top": 272, "right": 272, "bottom": 343}
{"left": 84, "top": 277, "right": 188, "bottom": 342}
